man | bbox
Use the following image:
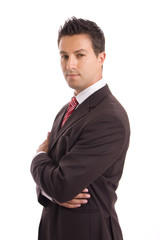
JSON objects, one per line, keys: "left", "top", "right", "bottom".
{"left": 31, "top": 17, "right": 130, "bottom": 240}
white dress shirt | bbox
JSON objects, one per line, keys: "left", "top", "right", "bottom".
{"left": 76, "top": 78, "right": 106, "bottom": 105}
{"left": 38, "top": 78, "right": 106, "bottom": 201}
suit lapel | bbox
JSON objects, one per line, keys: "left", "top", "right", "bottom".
{"left": 49, "top": 103, "right": 89, "bottom": 151}
{"left": 50, "top": 84, "right": 111, "bottom": 151}
{"left": 48, "top": 104, "right": 68, "bottom": 150}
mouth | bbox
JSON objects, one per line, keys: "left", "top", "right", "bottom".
{"left": 66, "top": 73, "right": 80, "bottom": 78}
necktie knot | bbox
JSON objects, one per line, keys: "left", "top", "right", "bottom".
{"left": 70, "top": 96, "right": 78, "bottom": 107}
{"left": 61, "top": 97, "right": 78, "bottom": 127}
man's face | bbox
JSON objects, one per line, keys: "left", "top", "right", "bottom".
{"left": 59, "top": 34, "right": 105, "bottom": 94}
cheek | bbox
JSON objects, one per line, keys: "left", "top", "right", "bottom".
{"left": 81, "top": 60, "right": 95, "bottom": 74}
{"left": 61, "top": 63, "right": 66, "bottom": 72}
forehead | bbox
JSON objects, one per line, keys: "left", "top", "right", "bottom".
{"left": 59, "top": 34, "right": 93, "bottom": 53}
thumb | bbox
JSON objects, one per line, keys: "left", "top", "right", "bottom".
{"left": 47, "top": 132, "right": 51, "bottom": 139}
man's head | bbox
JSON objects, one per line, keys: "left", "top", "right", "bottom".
{"left": 58, "top": 17, "right": 106, "bottom": 94}
{"left": 58, "top": 17, "right": 105, "bottom": 57}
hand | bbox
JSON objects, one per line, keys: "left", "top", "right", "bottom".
{"left": 36, "top": 132, "right": 51, "bottom": 153}
{"left": 58, "top": 188, "right": 91, "bottom": 208}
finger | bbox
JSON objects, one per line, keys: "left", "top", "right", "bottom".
{"left": 59, "top": 202, "right": 81, "bottom": 208}
{"left": 67, "top": 198, "right": 88, "bottom": 204}
{"left": 75, "top": 192, "right": 91, "bottom": 199}
{"left": 82, "top": 188, "right": 89, "bottom": 192}
{"left": 47, "top": 132, "right": 51, "bottom": 140}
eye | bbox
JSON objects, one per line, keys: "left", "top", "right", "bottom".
{"left": 77, "top": 54, "right": 85, "bottom": 58}
{"left": 61, "top": 55, "right": 69, "bottom": 60}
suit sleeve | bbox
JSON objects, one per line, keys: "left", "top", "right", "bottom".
{"left": 31, "top": 114, "right": 128, "bottom": 203}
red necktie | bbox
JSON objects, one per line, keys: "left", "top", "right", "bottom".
{"left": 61, "top": 97, "right": 78, "bottom": 127}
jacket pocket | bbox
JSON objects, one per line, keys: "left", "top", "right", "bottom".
{"left": 59, "top": 208, "right": 90, "bottom": 240}
{"left": 89, "top": 212, "right": 116, "bottom": 240}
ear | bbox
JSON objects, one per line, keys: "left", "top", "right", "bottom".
{"left": 98, "top": 52, "right": 106, "bottom": 65}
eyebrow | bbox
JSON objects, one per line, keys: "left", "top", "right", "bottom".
{"left": 60, "top": 49, "right": 88, "bottom": 55}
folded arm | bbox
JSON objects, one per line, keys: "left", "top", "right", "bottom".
{"left": 31, "top": 115, "right": 127, "bottom": 204}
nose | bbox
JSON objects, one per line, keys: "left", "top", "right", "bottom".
{"left": 66, "top": 55, "right": 77, "bottom": 70}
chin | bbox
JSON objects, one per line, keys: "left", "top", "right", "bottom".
{"left": 67, "top": 83, "right": 81, "bottom": 94}
{"left": 67, "top": 81, "right": 77, "bottom": 90}
{"left": 66, "top": 79, "right": 76, "bottom": 88}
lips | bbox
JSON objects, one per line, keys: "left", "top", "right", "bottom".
{"left": 66, "top": 71, "right": 80, "bottom": 75}
{"left": 66, "top": 73, "right": 80, "bottom": 78}
{"left": 66, "top": 72, "right": 79, "bottom": 76}
{"left": 67, "top": 74, "right": 78, "bottom": 76}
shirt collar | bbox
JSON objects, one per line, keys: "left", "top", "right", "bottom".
{"left": 75, "top": 78, "right": 106, "bottom": 105}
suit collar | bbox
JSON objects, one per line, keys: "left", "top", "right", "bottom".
{"left": 49, "top": 84, "right": 111, "bottom": 151}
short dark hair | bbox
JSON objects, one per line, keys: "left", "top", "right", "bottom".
{"left": 58, "top": 17, "right": 105, "bottom": 56}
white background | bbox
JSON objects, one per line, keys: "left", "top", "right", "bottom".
{"left": 0, "top": 0, "right": 160, "bottom": 239}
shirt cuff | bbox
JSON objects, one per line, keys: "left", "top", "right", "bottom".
{"left": 41, "top": 190, "right": 53, "bottom": 202}
{"left": 33, "top": 151, "right": 47, "bottom": 159}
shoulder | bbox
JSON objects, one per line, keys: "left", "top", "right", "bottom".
{"left": 90, "top": 90, "right": 129, "bottom": 127}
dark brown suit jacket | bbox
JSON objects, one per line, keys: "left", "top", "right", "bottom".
{"left": 31, "top": 85, "right": 130, "bottom": 240}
